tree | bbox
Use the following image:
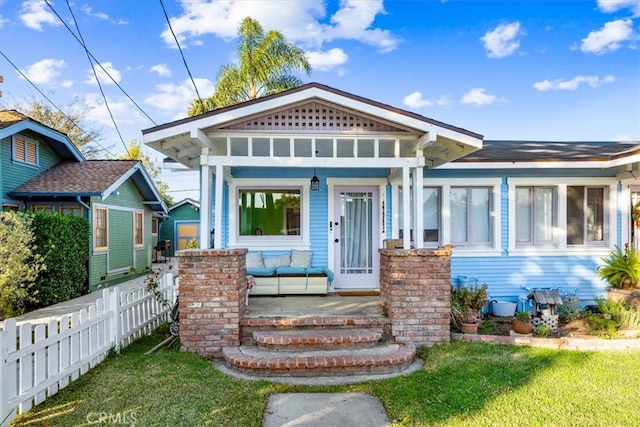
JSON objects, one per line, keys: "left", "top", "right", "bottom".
{"left": 0, "top": 212, "right": 46, "bottom": 319}
{"left": 8, "top": 97, "right": 107, "bottom": 159}
{"left": 118, "top": 140, "right": 175, "bottom": 206}
{"left": 188, "top": 16, "right": 311, "bottom": 115}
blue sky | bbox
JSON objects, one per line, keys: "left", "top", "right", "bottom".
{"left": 1, "top": 0, "right": 639, "bottom": 199}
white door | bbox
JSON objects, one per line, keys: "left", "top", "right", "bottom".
{"left": 332, "top": 186, "right": 379, "bottom": 289}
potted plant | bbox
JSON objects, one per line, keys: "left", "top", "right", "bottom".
{"left": 451, "top": 282, "right": 488, "bottom": 334}
{"left": 511, "top": 311, "right": 533, "bottom": 334}
{"left": 597, "top": 244, "right": 640, "bottom": 290}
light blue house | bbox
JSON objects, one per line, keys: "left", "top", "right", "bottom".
{"left": 142, "top": 83, "right": 639, "bottom": 304}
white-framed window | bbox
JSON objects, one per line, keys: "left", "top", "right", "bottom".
{"left": 508, "top": 178, "right": 615, "bottom": 254}
{"left": 398, "top": 186, "right": 441, "bottom": 244}
{"left": 396, "top": 178, "right": 501, "bottom": 255}
{"left": 94, "top": 207, "right": 108, "bottom": 250}
{"left": 228, "top": 178, "right": 310, "bottom": 249}
{"left": 134, "top": 211, "right": 144, "bottom": 247}
{"left": 12, "top": 134, "right": 39, "bottom": 167}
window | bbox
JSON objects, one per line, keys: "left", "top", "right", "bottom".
{"left": 31, "top": 205, "right": 53, "bottom": 213}
{"left": 94, "top": 207, "right": 108, "bottom": 249}
{"left": 398, "top": 187, "right": 441, "bottom": 244}
{"left": 450, "top": 187, "right": 491, "bottom": 245}
{"left": 61, "top": 206, "right": 83, "bottom": 217}
{"left": 238, "top": 188, "right": 301, "bottom": 237}
{"left": 134, "top": 211, "right": 144, "bottom": 246}
{"left": 151, "top": 217, "right": 159, "bottom": 235}
{"left": 13, "top": 134, "right": 39, "bottom": 166}
{"left": 2, "top": 204, "right": 20, "bottom": 212}
{"left": 515, "top": 186, "right": 556, "bottom": 245}
{"left": 567, "top": 186, "right": 605, "bottom": 245}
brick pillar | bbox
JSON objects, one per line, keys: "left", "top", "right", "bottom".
{"left": 379, "top": 248, "right": 451, "bottom": 346}
{"left": 177, "top": 249, "right": 247, "bottom": 357}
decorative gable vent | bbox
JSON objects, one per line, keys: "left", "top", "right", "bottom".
{"left": 220, "top": 101, "right": 409, "bottom": 133}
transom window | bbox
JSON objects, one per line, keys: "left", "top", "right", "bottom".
{"left": 13, "top": 134, "right": 39, "bottom": 166}
{"left": 238, "top": 188, "right": 301, "bottom": 237}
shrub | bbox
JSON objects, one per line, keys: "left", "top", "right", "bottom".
{"left": 557, "top": 294, "right": 584, "bottom": 322}
{"left": 0, "top": 212, "right": 46, "bottom": 319}
{"left": 29, "top": 212, "right": 90, "bottom": 308}
{"left": 533, "top": 324, "right": 553, "bottom": 338}
{"left": 596, "top": 297, "right": 640, "bottom": 330}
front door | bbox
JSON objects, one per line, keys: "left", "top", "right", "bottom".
{"left": 333, "top": 186, "right": 379, "bottom": 289}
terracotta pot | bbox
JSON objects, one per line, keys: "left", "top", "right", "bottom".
{"left": 511, "top": 319, "right": 533, "bottom": 334}
{"left": 460, "top": 322, "right": 479, "bottom": 334}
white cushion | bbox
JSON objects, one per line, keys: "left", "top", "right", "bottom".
{"left": 290, "top": 249, "right": 312, "bottom": 268}
{"left": 246, "top": 252, "right": 265, "bottom": 269}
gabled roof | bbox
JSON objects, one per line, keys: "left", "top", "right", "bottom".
{"left": 143, "top": 83, "right": 482, "bottom": 139}
{"left": 142, "top": 82, "right": 484, "bottom": 169}
{"left": 169, "top": 198, "right": 200, "bottom": 212}
{"left": 0, "top": 110, "right": 84, "bottom": 162}
{"left": 9, "top": 160, "right": 168, "bottom": 213}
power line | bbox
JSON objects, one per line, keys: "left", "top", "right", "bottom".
{"left": 63, "top": 0, "right": 132, "bottom": 158}
{"left": 0, "top": 49, "right": 118, "bottom": 159}
{"left": 158, "top": 0, "right": 206, "bottom": 108}
{"left": 44, "top": 0, "right": 157, "bottom": 127}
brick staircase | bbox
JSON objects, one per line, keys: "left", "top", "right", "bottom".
{"left": 221, "top": 314, "right": 417, "bottom": 378}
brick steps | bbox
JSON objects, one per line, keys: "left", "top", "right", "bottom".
{"left": 222, "top": 342, "right": 416, "bottom": 377}
{"left": 221, "top": 314, "right": 417, "bottom": 378}
{"left": 253, "top": 328, "right": 383, "bottom": 350}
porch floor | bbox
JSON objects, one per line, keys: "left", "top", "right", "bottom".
{"left": 244, "top": 294, "right": 383, "bottom": 317}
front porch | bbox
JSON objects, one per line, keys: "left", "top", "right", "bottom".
{"left": 245, "top": 294, "right": 382, "bottom": 317}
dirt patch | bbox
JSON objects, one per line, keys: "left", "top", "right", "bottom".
{"left": 478, "top": 315, "right": 600, "bottom": 338}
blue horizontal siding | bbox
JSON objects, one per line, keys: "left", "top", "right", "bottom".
{"left": 451, "top": 255, "right": 607, "bottom": 304}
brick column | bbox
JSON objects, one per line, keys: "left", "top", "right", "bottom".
{"left": 379, "top": 248, "right": 451, "bottom": 346}
{"left": 177, "top": 249, "right": 247, "bottom": 357}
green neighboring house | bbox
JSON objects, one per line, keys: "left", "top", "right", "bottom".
{"left": 1, "top": 110, "right": 168, "bottom": 292}
{"left": 159, "top": 198, "right": 200, "bottom": 257}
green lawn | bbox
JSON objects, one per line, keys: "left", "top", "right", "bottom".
{"left": 12, "top": 326, "right": 640, "bottom": 426}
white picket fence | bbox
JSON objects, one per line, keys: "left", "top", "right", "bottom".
{"left": 0, "top": 271, "right": 176, "bottom": 426}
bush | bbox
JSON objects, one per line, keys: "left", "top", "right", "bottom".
{"left": 0, "top": 212, "right": 46, "bottom": 319}
{"left": 595, "top": 297, "right": 640, "bottom": 330}
{"left": 557, "top": 294, "right": 584, "bottom": 322}
{"left": 29, "top": 212, "right": 90, "bottom": 308}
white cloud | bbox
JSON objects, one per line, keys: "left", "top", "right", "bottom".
{"left": 461, "top": 88, "right": 500, "bottom": 105}
{"left": 144, "top": 78, "right": 216, "bottom": 117}
{"left": 20, "top": 0, "right": 60, "bottom": 30}
{"left": 81, "top": 5, "right": 109, "bottom": 20}
{"left": 580, "top": 19, "right": 634, "bottom": 54}
{"left": 403, "top": 92, "right": 451, "bottom": 108}
{"left": 598, "top": 0, "right": 640, "bottom": 16}
{"left": 84, "top": 62, "right": 122, "bottom": 85}
{"left": 481, "top": 22, "right": 523, "bottom": 58}
{"left": 306, "top": 48, "right": 348, "bottom": 71}
{"left": 150, "top": 64, "right": 172, "bottom": 77}
{"left": 83, "top": 94, "right": 148, "bottom": 127}
{"left": 161, "top": 0, "right": 399, "bottom": 53}
{"left": 20, "top": 58, "right": 66, "bottom": 84}
{"left": 60, "top": 80, "right": 74, "bottom": 88}
{"left": 533, "top": 75, "right": 616, "bottom": 91}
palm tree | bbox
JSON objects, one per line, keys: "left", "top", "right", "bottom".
{"left": 188, "top": 17, "right": 311, "bottom": 116}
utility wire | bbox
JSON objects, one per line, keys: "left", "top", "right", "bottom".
{"left": 44, "top": 0, "right": 157, "bottom": 127}
{"left": 63, "top": 0, "right": 132, "bottom": 159}
{"left": 0, "top": 49, "right": 118, "bottom": 159}
{"left": 158, "top": 0, "right": 205, "bottom": 107}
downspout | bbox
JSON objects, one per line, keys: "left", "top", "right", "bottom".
{"left": 76, "top": 196, "right": 90, "bottom": 211}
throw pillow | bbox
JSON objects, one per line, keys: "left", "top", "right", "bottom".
{"left": 290, "top": 249, "right": 312, "bottom": 268}
{"left": 246, "top": 252, "right": 265, "bottom": 269}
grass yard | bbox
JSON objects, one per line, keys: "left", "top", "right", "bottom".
{"left": 12, "top": 325, "right": 640, "bottom": 427}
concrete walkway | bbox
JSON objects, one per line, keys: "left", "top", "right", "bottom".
{"left": 0, "top": 260, "right": 177, "bottom": 327}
